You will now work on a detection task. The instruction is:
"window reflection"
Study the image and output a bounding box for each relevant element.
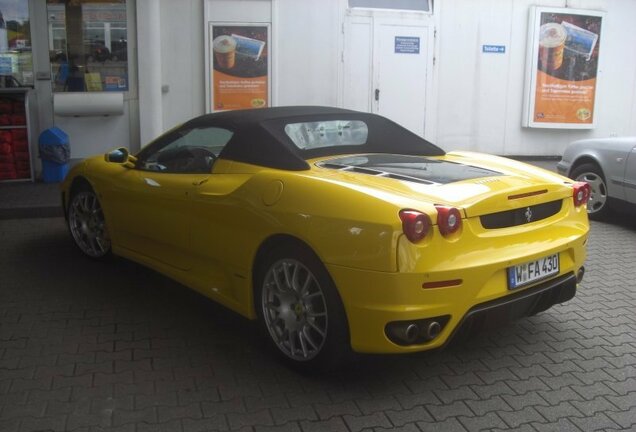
[47,0,128,92]
[0,0,32,87]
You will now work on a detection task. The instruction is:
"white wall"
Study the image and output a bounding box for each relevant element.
[136,0,216,145]
[435,0,636,155]
[435,0,514,154]
[593,0,636,137]
[273,0,342,106]
[159,1,206,133]
[140,0,636,157]
[54,105,133,158]
[155,0,342,132]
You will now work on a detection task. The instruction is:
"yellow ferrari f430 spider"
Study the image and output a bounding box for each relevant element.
[62,106,589,370]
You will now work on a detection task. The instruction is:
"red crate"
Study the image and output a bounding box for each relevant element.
[12,139,28,152]
[13,151,29,161]
[0,99,12,114]
[9,114,25,125]
[0,170,17,179]
[12,101,25,114]
[0,161,15,172]
[16,160,30,170]
[10,129,26,139]
[16,169,30,179]
[0,153,15,164]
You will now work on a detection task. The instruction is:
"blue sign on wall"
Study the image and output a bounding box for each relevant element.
[482,45,506,54]
[395,37,420,54]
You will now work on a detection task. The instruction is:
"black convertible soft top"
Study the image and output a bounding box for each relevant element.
[179,106,445,171]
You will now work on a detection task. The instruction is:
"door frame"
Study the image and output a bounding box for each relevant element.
[373,17,434,136]
[339,6,439,142]
[28,0,139,161]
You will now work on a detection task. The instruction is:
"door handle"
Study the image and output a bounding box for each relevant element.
[192,178,209,186]
[375,88,380,101]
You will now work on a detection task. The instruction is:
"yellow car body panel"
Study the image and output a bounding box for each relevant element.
[61,112,589,353]
[62,138,588,355]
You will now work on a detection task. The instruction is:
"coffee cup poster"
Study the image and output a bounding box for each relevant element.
[210,24,269,111]
[523,7,604,129]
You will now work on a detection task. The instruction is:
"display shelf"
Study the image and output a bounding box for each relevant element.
[0,89,33,182]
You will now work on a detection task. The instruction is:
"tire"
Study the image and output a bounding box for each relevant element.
[254,243,350,372]
[67,184,112,259]
[570,163,610,220]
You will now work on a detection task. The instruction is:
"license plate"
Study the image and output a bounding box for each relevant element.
[507,253,559,289]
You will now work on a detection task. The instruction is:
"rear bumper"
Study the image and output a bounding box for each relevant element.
[327,192,588,354]
[328,233,586,353]
[447,272,576,345]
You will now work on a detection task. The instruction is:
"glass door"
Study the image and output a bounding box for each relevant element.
[0,0,33,87]
[47,0,129,92]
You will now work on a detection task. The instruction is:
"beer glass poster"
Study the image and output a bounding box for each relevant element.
[523,7,604,129]
[210,24,269,111]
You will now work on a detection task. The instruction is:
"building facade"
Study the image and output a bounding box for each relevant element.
[1,0,635,180]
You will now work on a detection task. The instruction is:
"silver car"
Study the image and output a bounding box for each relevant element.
[557,137,636,220]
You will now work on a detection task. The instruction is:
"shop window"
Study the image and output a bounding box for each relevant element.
[348,0,431,12]
[0,0,33,87]
[47,0,128,92]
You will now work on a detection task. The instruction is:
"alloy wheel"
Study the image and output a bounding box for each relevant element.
[261,258,328,361]
[575,171,607,215]
[68,191,111,258]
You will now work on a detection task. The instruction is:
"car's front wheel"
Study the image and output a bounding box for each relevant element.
[571,163,609,220]
[255,243,350,371]
[67,185,112,259]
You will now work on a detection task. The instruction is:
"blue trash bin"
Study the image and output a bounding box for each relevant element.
[39,127,70,183]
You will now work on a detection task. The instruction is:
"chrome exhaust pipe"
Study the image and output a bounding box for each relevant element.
[385,316,450,346]
[426,321,442,339]
[404,324,420,343]
[576,266,585,283]
[385,322,421,345]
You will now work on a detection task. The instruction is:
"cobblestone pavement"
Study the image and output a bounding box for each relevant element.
[1,216,635,432]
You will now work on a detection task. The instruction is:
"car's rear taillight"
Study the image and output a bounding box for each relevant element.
[399,209,431,243]
[435,205,462,236]
[573,182,591,207]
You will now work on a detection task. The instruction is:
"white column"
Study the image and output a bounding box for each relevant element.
[136,0,163,145]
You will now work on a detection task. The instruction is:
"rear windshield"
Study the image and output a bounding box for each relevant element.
[284,120,368,149]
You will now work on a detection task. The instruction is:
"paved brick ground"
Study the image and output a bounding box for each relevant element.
[1,216,635,432]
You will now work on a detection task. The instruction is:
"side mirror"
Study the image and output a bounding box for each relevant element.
[104,147,137,168]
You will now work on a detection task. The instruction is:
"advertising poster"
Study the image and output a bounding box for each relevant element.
[523,7,604,129]
[210,24,269,111]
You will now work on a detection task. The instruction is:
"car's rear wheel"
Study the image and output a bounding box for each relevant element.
[571,163,609,220]
[67,185,111,259]
[255,243,350,371]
